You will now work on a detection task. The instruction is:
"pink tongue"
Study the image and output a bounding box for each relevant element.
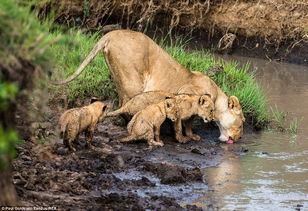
[226,139,234,144]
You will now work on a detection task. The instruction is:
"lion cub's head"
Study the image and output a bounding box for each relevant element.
[196,94,215,122]
[90,98,110,121]
[164,98,177,122]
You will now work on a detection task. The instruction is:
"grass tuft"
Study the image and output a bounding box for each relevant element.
[289,118,299,135]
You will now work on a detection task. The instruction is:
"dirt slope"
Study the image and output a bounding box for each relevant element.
[39,0,308,64]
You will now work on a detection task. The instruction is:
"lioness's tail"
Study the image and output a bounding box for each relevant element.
[52,37,109,85]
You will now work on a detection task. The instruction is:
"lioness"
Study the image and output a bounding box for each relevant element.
[59,99,109,151]
[107,91,175,117]
[120,99,177,147]
[54,30,245,143]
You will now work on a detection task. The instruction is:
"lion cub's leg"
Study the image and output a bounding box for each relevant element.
[183,118,201,141]
[174,119,190,143]
[66,125,78,151]
[152,126,164,146]
[120,135,137,143]
[67,138,77,151]
[85,126,95,150]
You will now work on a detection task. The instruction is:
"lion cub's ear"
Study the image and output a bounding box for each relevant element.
[228,96,241,110]
[164,99,174,110]
[199,95,211,107]
[90,97,99,104]
[102,104,109,112]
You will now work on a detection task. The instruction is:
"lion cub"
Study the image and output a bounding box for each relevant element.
[107,91,175,117]
[120,98,177,147]
[174,94,215,143]
[59,99,109,151]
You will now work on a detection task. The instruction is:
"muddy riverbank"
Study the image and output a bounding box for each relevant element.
[13,118,247,210]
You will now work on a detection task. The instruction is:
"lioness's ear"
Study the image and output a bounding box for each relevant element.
[90,97,99,104]
[102,105,108,112]
[165,96,172,100]
[228,96,241,110]
[199,95,211,106]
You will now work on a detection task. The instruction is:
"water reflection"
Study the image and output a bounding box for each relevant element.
[202,145,242,209]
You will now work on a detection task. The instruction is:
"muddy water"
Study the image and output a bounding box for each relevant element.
[197,57,308,210]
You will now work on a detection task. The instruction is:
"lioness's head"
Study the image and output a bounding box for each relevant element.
[164,98,177,122]
[216,96,245,142]
[197,94,215,122]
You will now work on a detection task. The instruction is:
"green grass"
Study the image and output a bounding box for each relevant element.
[270,105,286,130]
[0,0,55,71]
[49,30,116,104]
[289,118,299,135]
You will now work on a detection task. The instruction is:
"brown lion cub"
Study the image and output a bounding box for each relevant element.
[59,99,109,151]
[120,98,177,147]
[107,91,175,117]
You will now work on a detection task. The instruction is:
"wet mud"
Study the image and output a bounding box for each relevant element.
[11,118,242,210]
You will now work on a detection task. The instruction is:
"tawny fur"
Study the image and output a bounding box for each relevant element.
[107,91,175,117]
[120,99,177,147]
[59,101,109,151]
[54,30,245,142]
